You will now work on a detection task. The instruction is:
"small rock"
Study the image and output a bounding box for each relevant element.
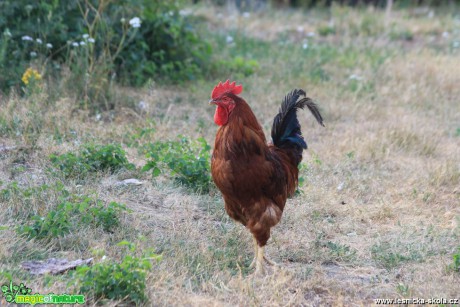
[337,182,345,191]
[349,74,363,81]
[138,100,147,112]
[21,258,93,275]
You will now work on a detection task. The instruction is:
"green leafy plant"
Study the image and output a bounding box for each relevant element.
[325,241,357,262]
[142,136,211,193]
[50,144,134,178]
[214,56,259,78]
[72,241,161,304]
[17,198,128,241]
[317,25,336,37]
[371,242,424,270]
[396,283,410,296]
[447,247,460,272]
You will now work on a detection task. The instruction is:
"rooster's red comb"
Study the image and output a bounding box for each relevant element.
[211,80,243,99]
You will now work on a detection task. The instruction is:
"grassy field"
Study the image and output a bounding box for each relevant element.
[1,3,459,306]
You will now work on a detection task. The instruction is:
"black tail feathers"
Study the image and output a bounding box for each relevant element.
[271,89,324,163]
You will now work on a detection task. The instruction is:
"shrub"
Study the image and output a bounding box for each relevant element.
[17,198,128,241]
[213,56,259,78]
[0,0,212,108]
[72,241,161,304]
[142,136,211,193]
[50,144,134,178]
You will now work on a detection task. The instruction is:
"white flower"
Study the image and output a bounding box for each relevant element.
[3,29,12,37]
[296,26,304,33]
[442,31,450,38]
[242,12,250,18]
[129,17,141,28]
[46,43,53,49]
[36,38,43,44]
[30,51,37,57]
[226,35,234,44]
[22,35,33,41]
[80,41,86,46]
[83,34,89,39]
[72,42,79,47]
[88,38,95,43]
[302,42,308,49]
[307,32,316,37]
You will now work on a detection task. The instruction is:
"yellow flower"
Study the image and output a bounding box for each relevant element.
[21,68,42,85]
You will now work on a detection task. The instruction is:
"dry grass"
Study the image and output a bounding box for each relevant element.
[1,3,460,306]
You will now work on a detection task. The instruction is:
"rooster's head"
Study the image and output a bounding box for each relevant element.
[209,80,243,126]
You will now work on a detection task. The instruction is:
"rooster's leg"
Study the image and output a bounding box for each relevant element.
[248,237,258,269]
[254,245,278,276]
[254,245,267,275]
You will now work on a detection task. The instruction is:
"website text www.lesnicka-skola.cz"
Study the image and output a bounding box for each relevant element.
[375,298,459,305]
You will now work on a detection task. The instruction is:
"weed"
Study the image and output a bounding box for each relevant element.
[214,56,259,78]
[125,125,156,148]
[326,241,357,262]
[72,241,161,304]
[142,136,211,194]
[17,198,128,241]
[371,242,425,270]
[50,144,134,179]
[447,247,460,273]
[396,283,411,296]
[390,28,414,41]
[317,25,336,37]
[314,239,357,263]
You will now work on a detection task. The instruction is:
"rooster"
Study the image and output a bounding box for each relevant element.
[209,80,324,275]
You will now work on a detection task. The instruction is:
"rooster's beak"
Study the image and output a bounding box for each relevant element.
[209,99,217,105]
